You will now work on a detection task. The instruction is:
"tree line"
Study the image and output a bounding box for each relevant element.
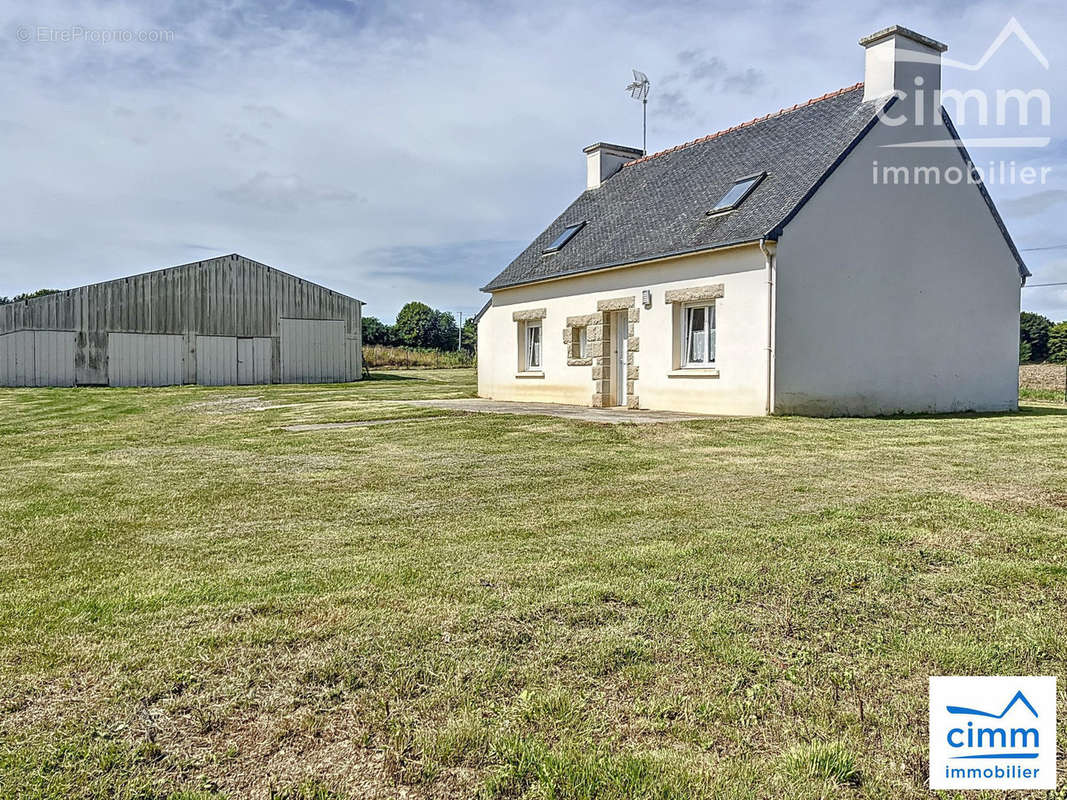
[363,302,477,353]
[1020,312,1067,363]
[0,288,60,304]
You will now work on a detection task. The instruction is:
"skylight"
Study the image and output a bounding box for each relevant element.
[709,173,765,214]
[542,221,585,254]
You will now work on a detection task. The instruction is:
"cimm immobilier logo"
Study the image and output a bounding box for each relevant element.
[929,676,1057,790]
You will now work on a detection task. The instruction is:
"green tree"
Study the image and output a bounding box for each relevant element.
[426,311,459,350]
[392,302,464,350]
[460,317,477,354]
[394,302,435,348]
[1020,312,1052,362]
[1048,321,1067,364]
[1019,340,1032,364]
[361,316,394,346]
[1,288,60,305]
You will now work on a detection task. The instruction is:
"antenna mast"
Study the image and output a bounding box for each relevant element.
[626,69,650,155]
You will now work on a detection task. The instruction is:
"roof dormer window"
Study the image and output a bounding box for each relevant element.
[709,173,766,214]
[542,221,586,254]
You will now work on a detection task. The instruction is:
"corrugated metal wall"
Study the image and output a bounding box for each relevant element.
[0,254,362,387]
[0,331,76,387]
[107,333,185,387]
[196,336,238,386]
[280,319,347,383]
[238,337,272,385]
[0,332,35,387]
[34,332,76,386]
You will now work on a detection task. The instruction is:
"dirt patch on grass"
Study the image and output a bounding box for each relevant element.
[283,418,436,432]
[184,396,267,414]
[1,671,456,800]
[948,478,1067,512]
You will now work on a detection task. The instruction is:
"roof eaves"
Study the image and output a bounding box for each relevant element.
[472,298,492,323]
[481,237,766,293]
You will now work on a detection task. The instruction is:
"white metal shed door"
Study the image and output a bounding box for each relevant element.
[280,319,346,383]
[196,336,238,386]
[236,338,254,385]
[235,337,271,384]
[0,332,34,387]
[252,337,272,384]
[0,334,10,386]
[0,331,75,387]
[108,333,184,387]
[33,331,76,387]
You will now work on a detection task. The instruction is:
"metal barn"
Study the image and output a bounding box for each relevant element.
[0,254,363,387]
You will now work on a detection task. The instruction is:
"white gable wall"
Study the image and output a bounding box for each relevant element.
[772,115,1021,415]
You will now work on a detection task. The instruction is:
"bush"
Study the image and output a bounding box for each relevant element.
[1049,321,1067,364]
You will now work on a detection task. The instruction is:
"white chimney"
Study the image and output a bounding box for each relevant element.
[860,25,947,124]
[583,142,644,190]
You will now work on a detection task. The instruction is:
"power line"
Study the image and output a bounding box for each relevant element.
[1021,244,1067,252]
[1023,282,1067,288]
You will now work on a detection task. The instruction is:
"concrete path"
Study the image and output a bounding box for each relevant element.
[283,417,433,431]
[402,398,712,424]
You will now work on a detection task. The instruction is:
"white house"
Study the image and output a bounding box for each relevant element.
[477,26,1028,416]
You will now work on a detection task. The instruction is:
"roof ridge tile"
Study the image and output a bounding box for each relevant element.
[624,82,864,167]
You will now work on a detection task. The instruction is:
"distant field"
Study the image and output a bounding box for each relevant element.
[0,369,1065,799]
[1020,363,1066,403]
[363,345,475,369]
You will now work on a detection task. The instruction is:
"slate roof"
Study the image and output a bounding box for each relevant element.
[484,80,1033,293]
[483,84,885,291]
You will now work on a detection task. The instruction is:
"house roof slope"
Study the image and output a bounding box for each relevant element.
[484,84,887,291]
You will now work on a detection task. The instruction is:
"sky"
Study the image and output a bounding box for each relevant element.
[0,0,1064,323]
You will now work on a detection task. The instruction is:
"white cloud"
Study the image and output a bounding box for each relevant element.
[220,172,363,212]
[0,0,1064,320]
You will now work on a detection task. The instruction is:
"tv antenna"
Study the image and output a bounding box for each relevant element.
[626,69,650,155]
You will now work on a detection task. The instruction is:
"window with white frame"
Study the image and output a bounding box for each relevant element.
[524,321,542,370]
[570,325,588,360]
[682,303,716,366]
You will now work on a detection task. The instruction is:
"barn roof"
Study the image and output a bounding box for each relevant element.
[2,253,363,306]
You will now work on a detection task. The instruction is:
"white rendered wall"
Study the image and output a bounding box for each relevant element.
[478,245,770,415]
[773,116,1021,415]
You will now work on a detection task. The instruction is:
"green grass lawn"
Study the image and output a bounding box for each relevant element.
[1,369,1065,799]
